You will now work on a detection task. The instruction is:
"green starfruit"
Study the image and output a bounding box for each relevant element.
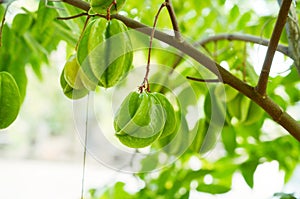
[114,91,179,148]
[0,71,21,129]
[152,93,177,138]
[60,68,89,100]
[64,54,85,90]
[114,91,165,148]
[77,18,133,89]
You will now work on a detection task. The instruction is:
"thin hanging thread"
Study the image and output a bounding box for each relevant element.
[81,93,90,199]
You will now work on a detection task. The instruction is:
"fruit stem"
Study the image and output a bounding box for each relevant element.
[107,0,117,20]
[141,2,167,93]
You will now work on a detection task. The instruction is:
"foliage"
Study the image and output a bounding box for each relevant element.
[0,0,300,198]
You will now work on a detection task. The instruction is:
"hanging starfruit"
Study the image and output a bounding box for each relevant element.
[114,91,177,148]
[77,18,133,90]
[60,66,89,100]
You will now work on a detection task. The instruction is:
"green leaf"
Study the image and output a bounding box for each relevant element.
[274,192,297,199]
[240,159,259,188]
[0,71,21,129]
[196,184,231,194]
[221,126,237,155]
[237,11,252,30]
[229,5,240,23]
[12,13,33,35]
[204,86,226,125]
[36,0,58,33]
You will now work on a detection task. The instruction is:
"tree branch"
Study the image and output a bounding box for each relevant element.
[61,0,90,11]
[61,0,300,141]
[256,0,292,95]
[196,33,290,58]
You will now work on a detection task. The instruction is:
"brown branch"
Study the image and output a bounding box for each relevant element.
[57,12,88,20]
[196,33,290,57]
[256,0,292,95]
[61,0,90,11]
[165,0,182,41]
[61,0,300,141]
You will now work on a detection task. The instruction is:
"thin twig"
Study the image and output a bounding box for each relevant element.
[187,76,220,83]
[195,33,290,57]
[81,93,90,199]
[140,2,167,92]
[0,1,13,47]
[57,12,88,20]
[165,0,182,41]
[256,0,292,95]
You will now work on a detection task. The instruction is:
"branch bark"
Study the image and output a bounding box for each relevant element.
[256,0,292,95]
[196,33,290,58]
[61,0,300,141]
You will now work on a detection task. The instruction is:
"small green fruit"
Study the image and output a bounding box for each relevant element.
[0,71,21,129]
[64,54,85,90]
[114,91,166,148]
[60,68,89,100]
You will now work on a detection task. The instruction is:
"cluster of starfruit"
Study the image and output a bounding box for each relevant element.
[60,1,179,149]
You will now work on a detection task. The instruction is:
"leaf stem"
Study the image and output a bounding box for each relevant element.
[256,0,292,95]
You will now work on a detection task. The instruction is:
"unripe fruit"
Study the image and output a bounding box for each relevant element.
[114,91,177,148]
[60,68,89,100]
[0,71,21,129]
[64,54,85,90]
[77,18,133,89]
